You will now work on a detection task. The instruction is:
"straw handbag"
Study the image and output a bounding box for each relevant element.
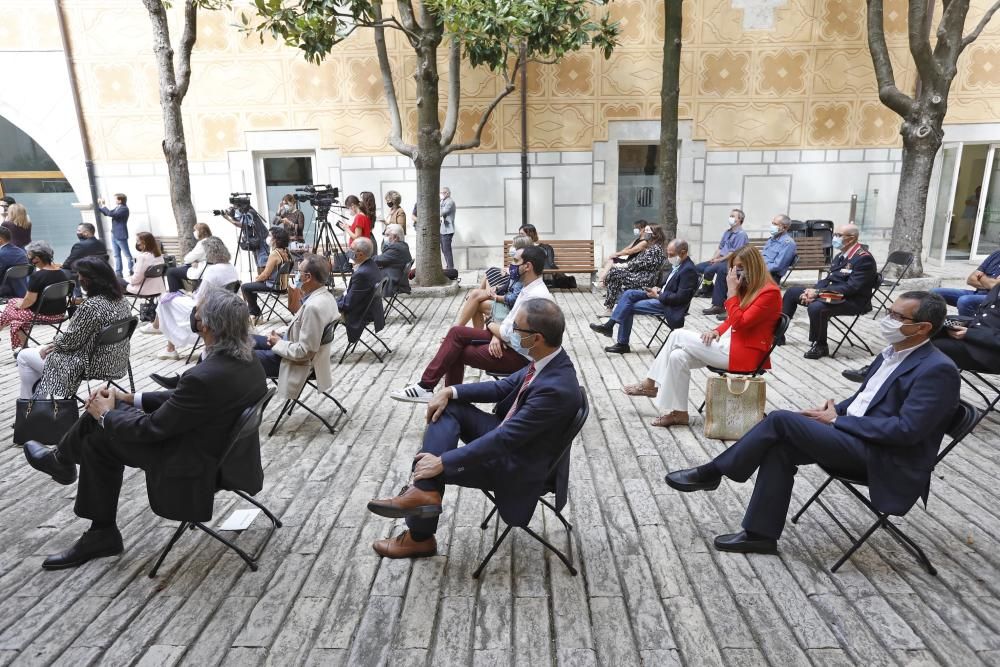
[703,375,766,440]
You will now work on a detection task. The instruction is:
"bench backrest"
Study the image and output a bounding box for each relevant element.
[749,236,828,271]
[502,239,596,272]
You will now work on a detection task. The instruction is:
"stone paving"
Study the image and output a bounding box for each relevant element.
[0,287,998,666]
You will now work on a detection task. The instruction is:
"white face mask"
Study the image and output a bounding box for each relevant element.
[879,315,918,344]
[633,228,640,237]
[769,224,780,236]
[667,255,681,267]
[728,216,738,227]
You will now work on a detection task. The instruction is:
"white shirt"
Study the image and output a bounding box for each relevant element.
[846,340,929,418]
[452,346,562,399]
[499,277,553,344]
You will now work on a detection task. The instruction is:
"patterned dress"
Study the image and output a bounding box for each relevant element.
[34,295,132,398]
[603,244,666,309]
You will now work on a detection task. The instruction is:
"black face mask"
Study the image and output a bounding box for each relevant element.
[189,311,200,334]
[77,234,87,241]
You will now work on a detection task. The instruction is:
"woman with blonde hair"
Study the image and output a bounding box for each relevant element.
[624,244,781,427]
[2,203,32,248]
[383,190,406,236]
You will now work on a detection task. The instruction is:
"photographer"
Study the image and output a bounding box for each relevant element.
[342,194,374,244]
[272,194,305,242]
[215,194,269,268]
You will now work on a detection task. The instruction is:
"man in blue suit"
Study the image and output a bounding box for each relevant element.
[665,291,960,554]
[97,193,132,277]
[0,226,29,297]
[337,237,385,343]
[590,238,699,353]
[367,299,581,558]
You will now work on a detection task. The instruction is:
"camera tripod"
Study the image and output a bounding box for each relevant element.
[232,208,265,278]
[312,206,353,286]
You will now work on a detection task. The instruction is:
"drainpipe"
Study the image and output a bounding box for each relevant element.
[55,0,104,240]
[520,41,529,227]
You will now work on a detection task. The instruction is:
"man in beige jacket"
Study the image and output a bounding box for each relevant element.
[252,254,339,399]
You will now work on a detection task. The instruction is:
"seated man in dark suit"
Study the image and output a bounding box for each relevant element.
[664,292,959,555]
[367,299,581,558]
[23,290,268,570]
[63,223,108,295]
[779,224,878,359]
[338,237,385,341]
[375,223,412,296]
[589,238,699,353]
[0,226,29,297]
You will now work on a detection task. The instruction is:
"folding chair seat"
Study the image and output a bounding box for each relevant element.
[79,317,139,400]
[384,260,417,325]
[24,280,75,347]
[828,311,875,359]
[187,280,241,363]
[267,321,348,436]
[790,400,981,575]
[697,314,789,414]
[127,263,168,315]
[258,261,296,325]
[148,387,280,577]
[870,251,914,319]
[337,277,392,363]
[473,387,589,578]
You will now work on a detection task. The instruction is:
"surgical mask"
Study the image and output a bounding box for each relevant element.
[347,249,357,264]
[832,236,843,251]
[293,274,303,289]
[633,229,640,237]
[642,232,652,241]
[192,231,199,241]
[735,268,745,281]
[508,247,518,258]
[728,216,737,227]
[879,315,918,345]
[667,255,681,267]
[769,224,780,236]
[509,330,537,360]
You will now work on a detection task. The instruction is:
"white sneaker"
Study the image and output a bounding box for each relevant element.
[391,384,433,403]
[139,323,162,335]
[157,350,180,360]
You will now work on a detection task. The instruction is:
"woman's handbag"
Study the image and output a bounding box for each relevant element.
[14,396,80,446]
[703,375,766,441]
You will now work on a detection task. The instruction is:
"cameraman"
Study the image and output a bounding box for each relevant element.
[272,194,305,243]
[217,198,269,268]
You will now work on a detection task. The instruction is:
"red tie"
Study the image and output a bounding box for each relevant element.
[501,363,536,423]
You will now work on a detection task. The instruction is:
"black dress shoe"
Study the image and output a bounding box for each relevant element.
[715,313,728,322]
[695,287,713,298]
[713,531,778,555]
[589,321,614,338]
[42,528,124,570]
[774,335,786,347]
[24,441,77,485]
[150,373,180,389]
[841,365,870,383]
[664,467,721,492]
[702,305,726,316]
[803,342,830,359]
[604,343,631,354]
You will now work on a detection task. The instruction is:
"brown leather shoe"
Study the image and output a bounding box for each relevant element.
[367,485,443,519]
[652,411,690,427]
[373,531,438,559]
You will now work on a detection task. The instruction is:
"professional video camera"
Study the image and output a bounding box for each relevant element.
[212,192,253,216]
[294,184,339,209]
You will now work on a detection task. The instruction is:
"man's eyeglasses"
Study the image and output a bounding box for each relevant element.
[511,325,539,335]
[887,309,919,323]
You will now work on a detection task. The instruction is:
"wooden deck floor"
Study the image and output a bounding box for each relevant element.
[0,290,998,666]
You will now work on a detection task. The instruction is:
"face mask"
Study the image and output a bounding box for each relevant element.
[135,244,142,252]
[728,216,737,227]
[77,234,86,241]
[189,311,200,334]
[508,263,520,281]
[879,315,918,345]
[193,231,200,241]
[633,229,640,237]
[832,236,843,251]
[769,224,780,236]
[667,255,681,267]
[642,232,652,241]
[508,247,518,258]
[293,274,303,290]
[735,268,745,281]
[509,330,537,360]
[347,249,357,264]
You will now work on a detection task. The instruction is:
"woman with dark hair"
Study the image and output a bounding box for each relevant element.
[241,226,291,323]
[0,240,69,350]
[273,194,305,242]
[124,231,165,296]
[602,223,666,310]
[16,256,131,398]
[342,194,373,243]
[625,245,781,428]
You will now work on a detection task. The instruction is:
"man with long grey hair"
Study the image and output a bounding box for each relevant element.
[23,289,268,570]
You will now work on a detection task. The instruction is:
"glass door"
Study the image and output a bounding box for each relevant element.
[971,144,1000,259]
[929,144,962,264]
[617,144,661,250]
[260,155,315,238]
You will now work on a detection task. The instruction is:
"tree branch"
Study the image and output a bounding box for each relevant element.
[867,0,914,118]
[933,0,972,78]
[907,0,940,84]
[394,0,421,48]
[963,0,1000,48]
[440,38,461,147]
[176,0,198,102]
[444,57,519,154]
[372,2,415,157]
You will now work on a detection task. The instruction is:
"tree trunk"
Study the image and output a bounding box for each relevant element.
[412,40,448,286]
[658,0,682,239]
[143,0,198,255]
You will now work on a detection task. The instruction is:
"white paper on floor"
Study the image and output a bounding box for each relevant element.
[219,508,260,531]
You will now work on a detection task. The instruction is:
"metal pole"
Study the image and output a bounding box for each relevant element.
[520,41,528,227]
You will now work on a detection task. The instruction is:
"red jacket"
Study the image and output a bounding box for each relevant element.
[715,282,782,372]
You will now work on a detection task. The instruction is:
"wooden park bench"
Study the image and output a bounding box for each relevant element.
[502,239,597,286]
[158,236,182,260]
[749,235,829,282]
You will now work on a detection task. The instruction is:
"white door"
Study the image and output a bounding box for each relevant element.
[929,144,962,264]
[970,144,1000,260]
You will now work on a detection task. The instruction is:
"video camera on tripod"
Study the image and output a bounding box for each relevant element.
[294,185,339,211]
[211,192,253,216]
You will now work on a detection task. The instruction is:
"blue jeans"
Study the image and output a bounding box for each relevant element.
[111,237,133,276]
[610,289,668,344]
[695,261,729,306]
[932,287,986,317]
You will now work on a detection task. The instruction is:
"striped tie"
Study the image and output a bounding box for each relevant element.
[501,363,536,423]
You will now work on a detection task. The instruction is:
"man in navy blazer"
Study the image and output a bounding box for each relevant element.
[664,291,960,555]
[337,237,385,342]
[590,239,698,353]
[0,226,29,297]
[367,299,581,558]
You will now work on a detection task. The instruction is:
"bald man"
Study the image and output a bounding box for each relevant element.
[780,224,879,359]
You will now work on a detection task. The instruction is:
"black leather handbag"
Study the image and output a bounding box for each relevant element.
[14,396,80,446]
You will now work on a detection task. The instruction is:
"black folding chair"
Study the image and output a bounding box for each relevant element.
[23,280,74,347]
[697,314,790,414]
[960,370,1000,415]
[148,387,280,577]
[473,386,590,578]
[337,277,392,363]
[828,310,875,359]
[870,251,914,319]
[127,263,167,314]
[641,307,688,357]
[267,320,348,436]
[257,261,296,325]
[186,280,241,363]
[791,400,980,575]
[384,260,417,325]
[0,263,33,301]
[81,317,139,399]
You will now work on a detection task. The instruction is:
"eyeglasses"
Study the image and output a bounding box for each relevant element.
[887,309,919,323]
[511,325,539,335]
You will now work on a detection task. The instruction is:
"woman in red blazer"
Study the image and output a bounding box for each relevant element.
[624,245,782,427]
